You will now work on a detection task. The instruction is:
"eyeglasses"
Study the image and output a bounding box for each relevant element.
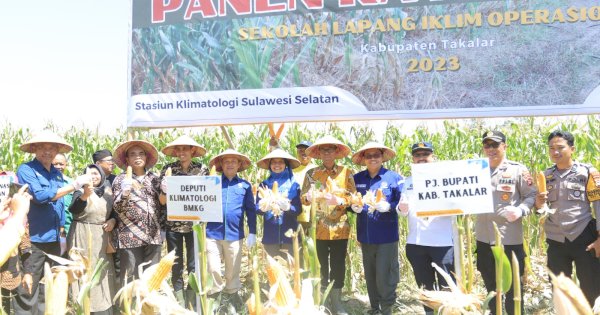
[364,153,382,159]
[412,152,432,158]
[483,142,501,149]
[100,158,114,164]
[127,152,146,158]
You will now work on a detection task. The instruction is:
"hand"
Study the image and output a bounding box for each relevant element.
[535,191,548,209]
[374,201,391,213]
[103,218,116,232]
[351,204,363,213]
[121,178,133,196]
[160,230,166,242]
[304,189,313,203]
[73,174,92,190]
[82,183,94,198]
[325,193,341,206]
[277,199,291,211]
[397,201,409,215]
[500,205,522,222]
[160,178,167,194]
[246,234,256,247]
[22,273,33,295]
[586,237,600,258]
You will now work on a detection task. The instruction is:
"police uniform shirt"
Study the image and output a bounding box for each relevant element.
[543,162,600,242]
[475,160,537,245]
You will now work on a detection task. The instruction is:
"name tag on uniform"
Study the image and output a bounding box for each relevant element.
[566,182,584,191]
[497,184,515,192]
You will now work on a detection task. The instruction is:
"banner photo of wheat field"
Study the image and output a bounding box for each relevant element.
[128,0,600,128]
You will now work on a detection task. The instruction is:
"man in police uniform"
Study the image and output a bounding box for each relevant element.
[535,130,600,306]
[475,131,536,315]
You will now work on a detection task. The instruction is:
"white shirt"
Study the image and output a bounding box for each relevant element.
[401,176,454,246]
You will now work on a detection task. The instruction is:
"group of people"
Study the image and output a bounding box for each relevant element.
[1,128,599,315]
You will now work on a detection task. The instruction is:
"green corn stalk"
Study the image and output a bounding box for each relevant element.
[192,223,210,314]
[492,222,512,315]
[512,252,522,315]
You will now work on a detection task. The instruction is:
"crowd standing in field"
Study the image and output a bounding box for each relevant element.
[1,128,600,314]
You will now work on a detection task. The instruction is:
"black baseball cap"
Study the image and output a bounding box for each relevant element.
[295,140,313,148]
[411,142,434,153]
[482,131,506,143]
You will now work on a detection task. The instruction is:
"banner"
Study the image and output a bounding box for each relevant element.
[128,0,600,127]
[0,176,10,199]
[166,176,223,222]
[410,158,493,217]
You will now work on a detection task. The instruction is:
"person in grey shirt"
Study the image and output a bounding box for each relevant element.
[475,131,536,315]
[535,130,600,306]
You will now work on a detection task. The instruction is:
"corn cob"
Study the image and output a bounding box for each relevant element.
[126,166,132,179]
[52,271,69,315]
[146,250,176,292]
[375,188,384,203]
[537,171,546,193]
[165,167,172,177]
[349,192,363,207]
[272,181,279,194]
[551,272,593,315]
[265,255,297,308]
[209,165,217,176]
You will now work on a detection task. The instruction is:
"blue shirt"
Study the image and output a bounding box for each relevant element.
[206,175,257,241]
[256,179,302,244]
[17,158,66,243]
[353,167,403,244]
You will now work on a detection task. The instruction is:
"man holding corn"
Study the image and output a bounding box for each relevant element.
[350,142,402,315]
[15,131,92,315]
[475,130,536,315]
[535,130,600,306]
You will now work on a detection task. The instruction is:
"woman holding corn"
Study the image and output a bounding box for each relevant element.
[255,148,302,259]
[158,135,209,308]
[67,164,116,315]
[349,142,402,315]
[301,136,355,315]
[112,140,164,288]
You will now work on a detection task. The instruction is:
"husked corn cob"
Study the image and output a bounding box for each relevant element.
[146,250,176,292]
[165,167,172,177]
[210,165,217,176]
[551,272,593,315]
[537,171,546,193]
[0,187,29,268]
[272,181,279,194]
[52,271,69,315]
[126,166,133,179]
[375,188,384,203]
[266,255,297,307]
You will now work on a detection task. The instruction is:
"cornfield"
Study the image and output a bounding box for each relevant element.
[1,115,600,314]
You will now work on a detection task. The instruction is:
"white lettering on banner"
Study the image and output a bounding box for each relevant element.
[411,158,494,217]
[166,176,223,222]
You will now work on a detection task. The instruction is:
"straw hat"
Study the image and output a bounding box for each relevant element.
[161,135,206,158]
[305,135,351,160]
[256,148,301,170]
[351,142,396,166]
[113,140,159,169]
[209,148,252,172]
[19,130,73,154]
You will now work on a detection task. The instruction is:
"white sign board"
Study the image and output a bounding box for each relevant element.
[0,176,10,199]
[166,176,223,222]
[411,158,493,217]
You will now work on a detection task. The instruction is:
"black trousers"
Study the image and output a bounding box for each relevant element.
[406,244,454,313]
[166,231,195,292]
[316,239,348,289]
[547,222,600,306]
[476,241,525,315]
[14,241,60,315]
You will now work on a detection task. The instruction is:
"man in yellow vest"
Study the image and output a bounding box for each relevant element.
[293,140,316,232]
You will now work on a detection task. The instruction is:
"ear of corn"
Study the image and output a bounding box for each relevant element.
[375,188,384,203]
[537,171,546,193]
[550,272,593,315]
[145,250,176,292]
[53,271,69,315]
[265,255,297,308]
[209,165,217,176]
[126,166,133,179]
[272,180,279,194]
[165,167,172,177]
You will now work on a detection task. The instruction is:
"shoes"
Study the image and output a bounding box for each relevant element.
[329,288,348,315]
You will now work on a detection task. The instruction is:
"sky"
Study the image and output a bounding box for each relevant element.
[0,1,129,133]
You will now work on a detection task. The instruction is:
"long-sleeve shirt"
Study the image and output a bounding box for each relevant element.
[17,158,65,243]
[475,159,537,245]
[159,160,209,233]
[301,165,356,240]
[206,175,257,241]
[353,167,403,244]
[543,162,600,242]
[401,176,454,247]
[256,179,302,244]
[112,171,164,248]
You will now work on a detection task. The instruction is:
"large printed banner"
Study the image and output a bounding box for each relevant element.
[410,158,493,217]
[128,0,600,127]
